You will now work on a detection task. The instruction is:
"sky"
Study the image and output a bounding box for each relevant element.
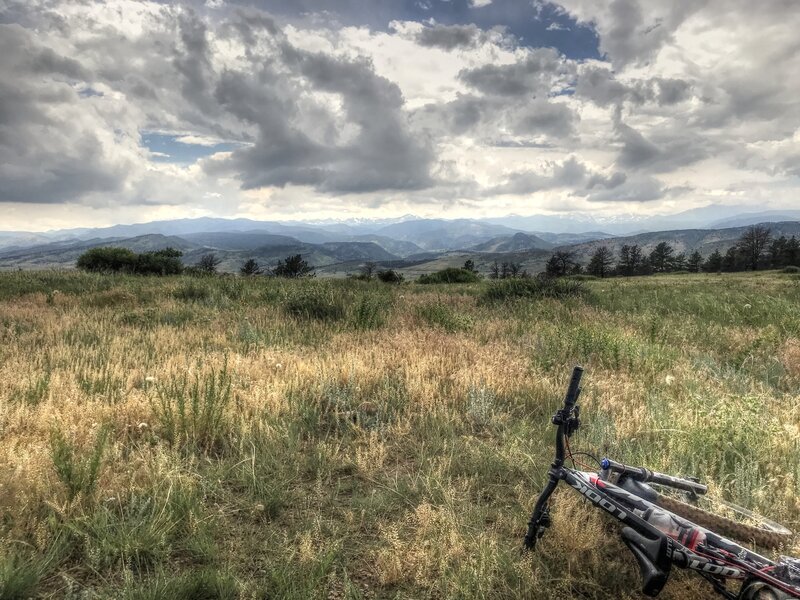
[1,0,799,231]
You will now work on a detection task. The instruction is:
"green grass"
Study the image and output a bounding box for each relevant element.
[0,270,798,598]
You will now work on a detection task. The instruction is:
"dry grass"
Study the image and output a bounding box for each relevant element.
[0,270,798,598]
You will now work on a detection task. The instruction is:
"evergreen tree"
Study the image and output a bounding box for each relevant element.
[617,244,644,276]
[587,247,614,278]
[240,258,262,276]
[722,247,741,272]
[704,250,723,272]
[272,254,315,278]
[648,242,675,273]
[786,236,800,266]
[687,251,703,273]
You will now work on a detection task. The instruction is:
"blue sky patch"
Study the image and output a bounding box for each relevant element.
[141,132,240,164]
[245,0,600,60]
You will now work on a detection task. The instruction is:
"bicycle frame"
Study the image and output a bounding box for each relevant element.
[524,366,800,599]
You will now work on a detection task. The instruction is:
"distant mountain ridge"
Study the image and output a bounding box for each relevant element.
[470,232,553,252]
[1,211,798,274]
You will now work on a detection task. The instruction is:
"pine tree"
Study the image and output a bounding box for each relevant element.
[648,242,675,273]
[687,251,703,273]
[587,247,614,278]
[704,250,723,272]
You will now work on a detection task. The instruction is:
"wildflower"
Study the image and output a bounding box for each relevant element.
[137,422,149,430]
[743,303,752,310]
[665,375,675,385]
[145,375,156,383]
[254,503,265,512]
[275,363,283,369]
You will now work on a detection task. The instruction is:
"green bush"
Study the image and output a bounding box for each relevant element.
[417,268,481,284]
[782,265,800,273]
[284,287,346,321]
[77,247,183,275]
[482,276,588,303]
[77,247,137,273]
[376,269,404,283]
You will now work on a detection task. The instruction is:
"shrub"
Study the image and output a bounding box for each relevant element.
[482,276,588,303]
[134,249,184,275]
[417,268,481,284]
[77,247,137,273]
[782,265,800,273]
[376,269,404,283]
[76,247,183,275]
[284,287,345,321]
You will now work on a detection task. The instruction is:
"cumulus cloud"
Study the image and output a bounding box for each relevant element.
[486,157,627,196]
[415,23,487,50]
[458,47,573,96]
[0,24,135,203]
[2,0,800,226]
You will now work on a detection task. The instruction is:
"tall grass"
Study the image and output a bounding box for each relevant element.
[0,270,798,598]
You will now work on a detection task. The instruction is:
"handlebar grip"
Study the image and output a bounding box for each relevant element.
[564,366,584,407]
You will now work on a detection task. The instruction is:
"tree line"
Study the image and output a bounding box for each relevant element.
[76,247,317,278]
[546,226,799,278]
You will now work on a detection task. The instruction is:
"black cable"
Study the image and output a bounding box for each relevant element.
[569,451,602,468]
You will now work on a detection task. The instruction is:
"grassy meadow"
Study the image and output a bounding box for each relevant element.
[1,270,799,599]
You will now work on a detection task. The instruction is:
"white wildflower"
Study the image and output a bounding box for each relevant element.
[137,422,149,430]
[743,303,752,310]
[665,375,675,385]
[145,375,156,383]
[275,363,283,369]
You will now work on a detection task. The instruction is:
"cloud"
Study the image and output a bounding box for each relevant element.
[209,36,435,194]
[486,156,627,196]
[458,47,572,96]
[415,23,487,50]
[3,0,800,226]
[0,24,135,203]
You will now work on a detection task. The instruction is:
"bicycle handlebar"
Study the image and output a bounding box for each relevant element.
[601,457,708,496]
[563,365,583,411]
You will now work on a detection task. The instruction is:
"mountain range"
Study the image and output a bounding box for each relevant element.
[1,206,798,275]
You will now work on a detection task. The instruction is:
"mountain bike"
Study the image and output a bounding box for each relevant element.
[523,366,800,599]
